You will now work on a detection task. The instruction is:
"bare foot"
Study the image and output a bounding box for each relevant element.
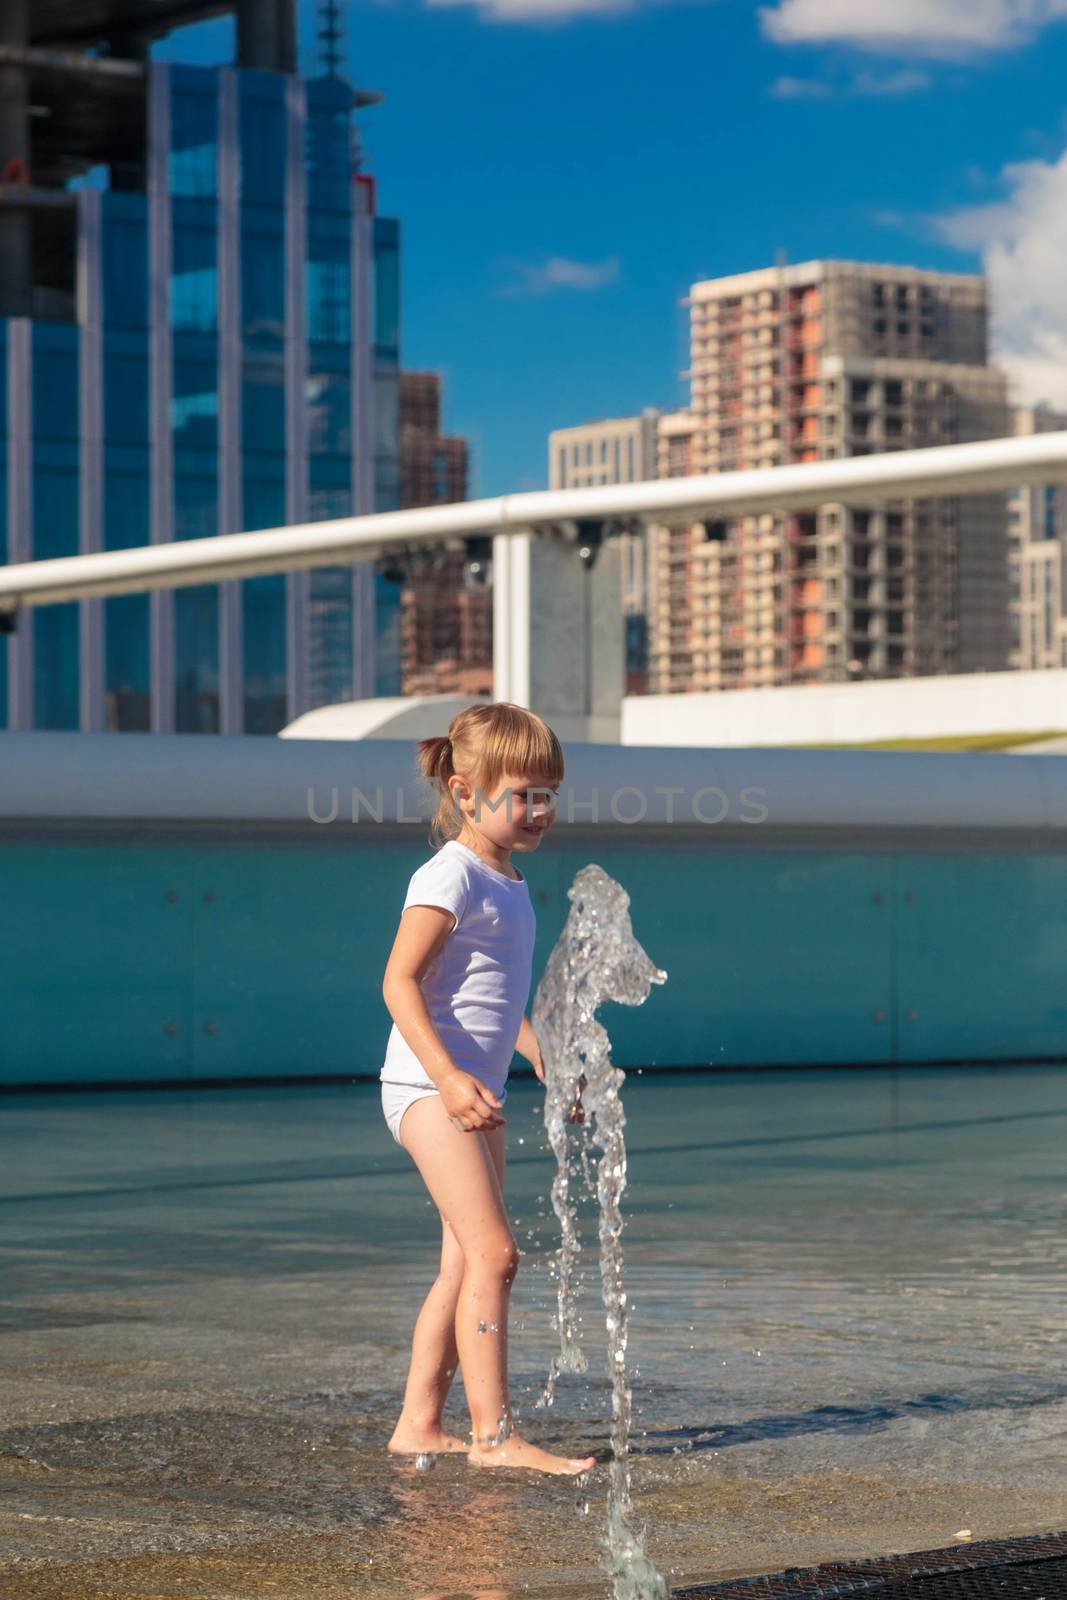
[468,1433,596,1475]
[388,1424,469,1456]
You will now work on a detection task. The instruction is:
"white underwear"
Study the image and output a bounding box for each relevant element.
[380,1078,508,1147]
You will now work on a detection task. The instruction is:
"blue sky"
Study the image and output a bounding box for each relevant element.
[163,0,1067,495]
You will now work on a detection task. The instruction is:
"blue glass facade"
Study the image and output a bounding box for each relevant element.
[31,325,81,729]
[306,76,357,708]
[0,324,8,729]
[0,58,401,734]
[236,75,288,733]
[171,66,222,732]
[101,189,152,731]
[372,216,403,695]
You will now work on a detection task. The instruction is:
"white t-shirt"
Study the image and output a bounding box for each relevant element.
[380,838,537,1096]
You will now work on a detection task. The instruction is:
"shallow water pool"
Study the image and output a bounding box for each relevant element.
[2,1065,1067,1597]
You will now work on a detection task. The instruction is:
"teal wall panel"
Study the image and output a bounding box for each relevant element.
[189,845,378,1078]
[543,846,895,1068]
[1,846,193,1082]
[0,835,1064,1086]
[892,854,1067,1063]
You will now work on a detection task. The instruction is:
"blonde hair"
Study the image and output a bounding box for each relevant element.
[416,701,565,850]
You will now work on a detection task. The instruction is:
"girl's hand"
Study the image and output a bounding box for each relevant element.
[528,1046,583,1120]
[567,1073,587,1125]
[441,1069,505,1133]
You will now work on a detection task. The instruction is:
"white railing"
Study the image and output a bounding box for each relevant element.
[2,430,1067,613]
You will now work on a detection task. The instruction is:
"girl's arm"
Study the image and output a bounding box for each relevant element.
[516,1014,545,1083]
[516,1015,585,1123]
[382,906,504,1131]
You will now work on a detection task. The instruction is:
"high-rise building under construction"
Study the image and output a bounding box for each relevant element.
[1008,402,1067,673]
[392,371,489,698]
[0,0,400,733]
[648,262,1011,694]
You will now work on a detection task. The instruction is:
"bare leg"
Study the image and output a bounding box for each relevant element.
[387,1214,469,1454]
[399,1094,595,1476]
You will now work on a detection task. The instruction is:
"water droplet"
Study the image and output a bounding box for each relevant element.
[575,1497,590,1516]
[414,1453,436,1472]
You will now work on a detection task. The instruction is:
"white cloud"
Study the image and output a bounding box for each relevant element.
[425,0,631,19]
[769,74,833,98]
[936,148,1067,406]
[760,0,1067,57]
[495,255,621,297]
[770,66,930,97]
[851,67,931,93]
[767,65,927,98]
[868,208,911,230]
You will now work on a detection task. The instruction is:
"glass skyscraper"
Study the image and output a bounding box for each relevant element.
[1,23,400,733]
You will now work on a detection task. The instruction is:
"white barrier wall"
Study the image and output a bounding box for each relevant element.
[622,668,1067,748]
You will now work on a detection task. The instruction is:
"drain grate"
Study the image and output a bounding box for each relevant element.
[676,1530,1067,1600]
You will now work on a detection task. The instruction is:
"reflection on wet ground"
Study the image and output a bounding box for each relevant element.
[3,1066,1067,1597]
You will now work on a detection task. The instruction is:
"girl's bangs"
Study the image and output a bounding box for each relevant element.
[479,714,564,788]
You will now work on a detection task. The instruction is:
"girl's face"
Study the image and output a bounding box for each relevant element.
[452,768,559,854]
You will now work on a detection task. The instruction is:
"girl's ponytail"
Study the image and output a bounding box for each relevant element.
[416,734,458,847]
[415,733,452,783]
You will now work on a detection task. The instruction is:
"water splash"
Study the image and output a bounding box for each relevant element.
[476,1408,515,1451]
[532,864,668,1600]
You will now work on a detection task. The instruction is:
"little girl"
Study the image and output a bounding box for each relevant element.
[380,700,595,1476]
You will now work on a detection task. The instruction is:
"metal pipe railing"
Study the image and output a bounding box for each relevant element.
[2,429,1066,612]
